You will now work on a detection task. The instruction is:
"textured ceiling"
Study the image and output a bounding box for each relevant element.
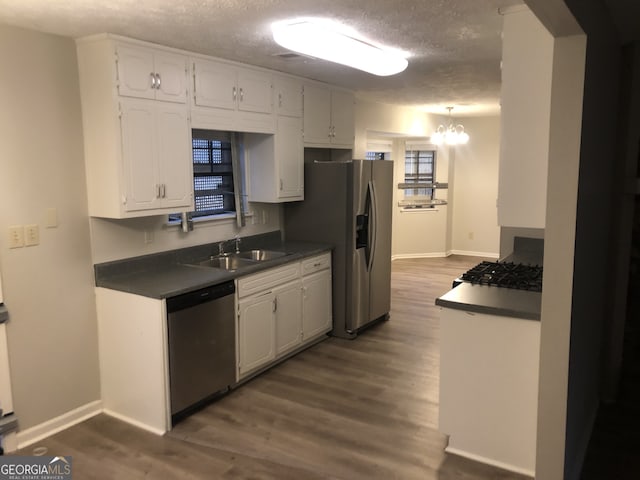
[0,0,527,116]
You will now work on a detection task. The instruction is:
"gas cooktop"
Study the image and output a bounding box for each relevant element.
[458,261,543,292]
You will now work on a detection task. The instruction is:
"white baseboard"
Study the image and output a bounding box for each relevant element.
[392,252,449,260]
[448,249,499,259]
[445,446,535,478]
[16,400,103,451]
[102,409,166,436]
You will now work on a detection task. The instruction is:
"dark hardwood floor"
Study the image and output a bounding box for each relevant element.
[17,256,529,479]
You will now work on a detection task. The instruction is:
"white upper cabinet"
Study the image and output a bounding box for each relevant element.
[303,83,355,149]
[191,58,274,133]
[116,45,188,103]
[76,35,193,218]
[274,75,303,117]
[497,8,553,229]
[246,115,304,202]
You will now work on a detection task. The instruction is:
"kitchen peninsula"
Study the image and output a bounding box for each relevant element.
[93,232,333,434]
[436,238,543,477]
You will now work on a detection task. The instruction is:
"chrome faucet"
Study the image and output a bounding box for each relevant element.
[216,237,241,256]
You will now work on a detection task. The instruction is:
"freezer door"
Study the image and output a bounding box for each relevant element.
[369,160,393,321]
[348,160,371,332]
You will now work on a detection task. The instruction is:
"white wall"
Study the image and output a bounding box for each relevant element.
[90,203,281,263]
[0,26,100,430]
[450,116,501,258]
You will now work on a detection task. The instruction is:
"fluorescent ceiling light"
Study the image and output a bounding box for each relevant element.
[272,19,408,76]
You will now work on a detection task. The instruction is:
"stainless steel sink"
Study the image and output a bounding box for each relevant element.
[236,249,289,261]
[187,249,290,271]
[193,254,256,270]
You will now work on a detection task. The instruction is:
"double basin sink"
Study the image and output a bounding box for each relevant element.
[188,249,290,271]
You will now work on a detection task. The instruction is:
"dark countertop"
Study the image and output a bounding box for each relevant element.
[95,237,332,299]
[435,283,541,321]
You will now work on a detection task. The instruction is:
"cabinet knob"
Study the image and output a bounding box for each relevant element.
[150,72,157,89]
[155,73,161,90]
[233,86,237,101]
[239,87,244,102]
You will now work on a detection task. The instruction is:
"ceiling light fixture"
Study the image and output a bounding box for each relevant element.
[431,107,470,146]
[271,19,408,76]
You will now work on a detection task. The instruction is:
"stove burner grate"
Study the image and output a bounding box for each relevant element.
[459,261,543,292]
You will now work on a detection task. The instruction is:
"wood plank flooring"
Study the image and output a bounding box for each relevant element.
[16,256,529,479]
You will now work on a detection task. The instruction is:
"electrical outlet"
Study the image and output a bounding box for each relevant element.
[144,230,154,244]
[8,225,24,248]
[262,209,269,224]
[24,224,40,246]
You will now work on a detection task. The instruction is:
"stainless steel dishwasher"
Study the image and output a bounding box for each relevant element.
[166,280,236,424]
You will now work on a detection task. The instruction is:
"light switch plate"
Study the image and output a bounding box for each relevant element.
[8,225,24,248]
[24,224,39,246]
[45,208,58,228]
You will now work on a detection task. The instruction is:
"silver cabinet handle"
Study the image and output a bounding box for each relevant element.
[239,87,244,101]
[278,93,282,107]
[156,184,161,198]
[150,72,157,89]
[161,184,166,198]
[232,86,237,101]
[273,297,278,313]
[155,73,161,90]
[279,179,283,191]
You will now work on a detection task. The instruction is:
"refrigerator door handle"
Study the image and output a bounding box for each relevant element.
[367,180,377,272]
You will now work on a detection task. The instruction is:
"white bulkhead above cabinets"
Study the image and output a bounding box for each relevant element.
[75,34,355,218]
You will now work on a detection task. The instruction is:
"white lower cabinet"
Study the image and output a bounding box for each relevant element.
[236,252,332,379]
[237,292,276,376]
[302,269,332,340]
[274,280,303,356]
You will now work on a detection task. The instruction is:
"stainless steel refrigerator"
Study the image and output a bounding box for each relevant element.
[284,159,393,338]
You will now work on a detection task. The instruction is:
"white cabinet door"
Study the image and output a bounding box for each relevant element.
[237,68,273,114]
[155,103,193,209]
[117,45,156,100]
[193,59,237,110]
[275,76,302,117]
[302,269,332,340]
[120,99,162,212]
[153,51,188,103]
[276,115,304,199]
[116,45,187,103]
[238,293,276,376]
[303,83,354,148]
[331,90,355,147]
[303,84,332,145]
[120,99,192,213]
[274,280,303,356]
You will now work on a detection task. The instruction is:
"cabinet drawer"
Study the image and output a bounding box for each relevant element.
[237,263,300,298]
[301,253,331,276]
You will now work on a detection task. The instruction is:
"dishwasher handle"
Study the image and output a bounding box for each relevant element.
[166,281,235,313]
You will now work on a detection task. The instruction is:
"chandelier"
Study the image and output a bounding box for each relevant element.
[431,107,470,146]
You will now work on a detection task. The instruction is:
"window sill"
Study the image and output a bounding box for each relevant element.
[399,207,442,214]
[167,211,253,227]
